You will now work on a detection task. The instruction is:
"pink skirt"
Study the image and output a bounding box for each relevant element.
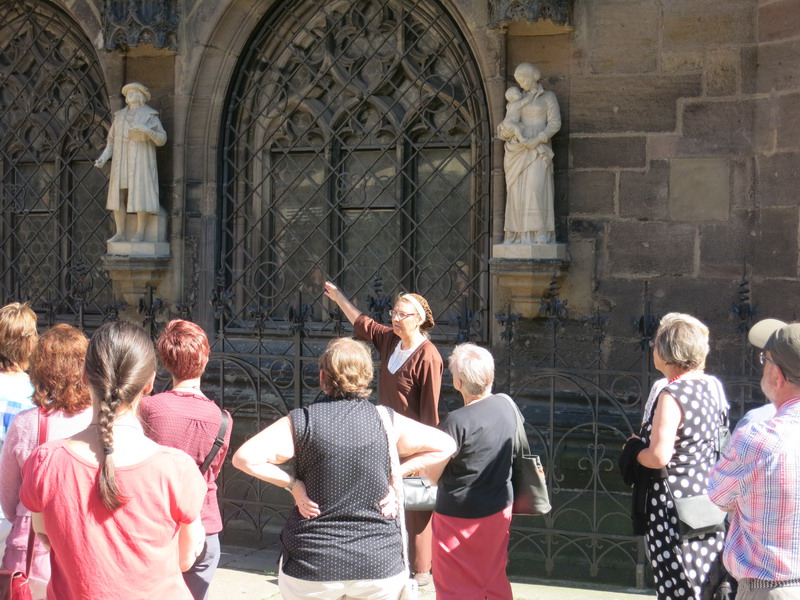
[431,505,513,600]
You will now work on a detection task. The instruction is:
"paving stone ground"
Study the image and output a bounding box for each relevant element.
[210,545,656,600]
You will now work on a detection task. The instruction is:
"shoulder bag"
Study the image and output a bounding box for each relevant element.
[0,408,47,600]
[668,379,729,540]
[375,406,418,600]
[498,394,551,516]
[199,408,229,475]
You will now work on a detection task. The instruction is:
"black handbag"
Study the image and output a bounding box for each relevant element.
[403,476,437,511]
[499,394,551,515]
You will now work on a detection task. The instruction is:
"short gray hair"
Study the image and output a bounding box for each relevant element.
[654,312,710,371]
[448,343,494,397]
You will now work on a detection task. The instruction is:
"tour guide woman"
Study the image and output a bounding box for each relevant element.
[233,337,455,600]
[323,281,443,585]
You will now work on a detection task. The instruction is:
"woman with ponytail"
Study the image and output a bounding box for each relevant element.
[19,321,206,600]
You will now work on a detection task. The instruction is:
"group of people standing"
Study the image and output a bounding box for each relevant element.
[3,290,794,600]
[0,304,230,600]
[233,281,521,600]
[0,285,521,600]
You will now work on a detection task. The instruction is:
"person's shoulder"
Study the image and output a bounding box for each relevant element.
[9,406,38,426]
[419,339,443,361]
[154,445,198,469]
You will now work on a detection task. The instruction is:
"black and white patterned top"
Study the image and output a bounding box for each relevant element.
[280,397,404,581]
[641,374,729,600]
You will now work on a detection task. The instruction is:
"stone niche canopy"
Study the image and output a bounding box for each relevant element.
[103,0,179,51]
[489,0,572,27]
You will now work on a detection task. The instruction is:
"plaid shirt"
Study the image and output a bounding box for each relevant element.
[0,374,34,445]
[708,396,800,581]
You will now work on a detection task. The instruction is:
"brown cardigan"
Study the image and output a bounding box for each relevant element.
[354,314,443,426]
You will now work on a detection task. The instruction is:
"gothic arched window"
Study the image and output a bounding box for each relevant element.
[220,0,490,340]
[0,1,111,321]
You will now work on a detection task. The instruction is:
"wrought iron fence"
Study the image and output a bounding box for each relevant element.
[214,275,763,589]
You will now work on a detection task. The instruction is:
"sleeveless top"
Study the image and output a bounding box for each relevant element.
[281,397,405,581]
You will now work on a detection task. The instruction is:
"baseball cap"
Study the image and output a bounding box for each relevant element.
[749,318,800,383]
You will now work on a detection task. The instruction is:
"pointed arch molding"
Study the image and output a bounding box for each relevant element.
[214,0,491,341]
[489,0,572,26]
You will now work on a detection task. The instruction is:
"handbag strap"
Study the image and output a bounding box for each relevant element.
[497,393,530,459]
[200,408,229,475]
[25,408,49,575]
[375,405,410,574]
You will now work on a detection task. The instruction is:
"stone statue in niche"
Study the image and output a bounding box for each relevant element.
[497,63,561,245]
[95,82,167,243]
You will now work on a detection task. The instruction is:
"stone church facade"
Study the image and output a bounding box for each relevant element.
[0,0,796,587]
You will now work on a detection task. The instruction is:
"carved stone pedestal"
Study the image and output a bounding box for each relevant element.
[102,254,170,307]
[490,243,569,318]
[102,209,171,306]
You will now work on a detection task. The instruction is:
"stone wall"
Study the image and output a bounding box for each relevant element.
[501,0,800,373]
[45,0,800,371]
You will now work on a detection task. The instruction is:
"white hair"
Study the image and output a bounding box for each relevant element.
[448,343,495,397]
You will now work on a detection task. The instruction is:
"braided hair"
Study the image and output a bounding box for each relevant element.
[84,321,156,510]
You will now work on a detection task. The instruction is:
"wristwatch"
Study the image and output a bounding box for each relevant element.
[284,477,298,492]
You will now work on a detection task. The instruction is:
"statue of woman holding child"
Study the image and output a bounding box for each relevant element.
[497,63,561,245]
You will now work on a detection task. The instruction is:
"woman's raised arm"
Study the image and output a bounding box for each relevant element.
[323,281,362,325]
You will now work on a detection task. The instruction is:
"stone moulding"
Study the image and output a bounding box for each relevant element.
[488,0,571,27]
[102,0,178,51]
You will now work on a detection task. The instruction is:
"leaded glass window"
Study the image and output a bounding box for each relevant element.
[220,0,490,340]
[0,0,111,321]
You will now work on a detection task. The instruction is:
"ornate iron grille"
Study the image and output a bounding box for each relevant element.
[0,0,112,323]
[220,0,491,341]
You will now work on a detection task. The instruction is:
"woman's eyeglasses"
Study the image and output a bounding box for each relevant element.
[389,310,415,320]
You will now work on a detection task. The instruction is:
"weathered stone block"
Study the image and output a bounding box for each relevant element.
[731,158,755,209]
[661,51,704,73]
[568,217,606,240]
[507,34,571,90]
[620,160,669,220]
[756,152,800,207]
[594,279,647,337]
[568,170,616,215]
[588,0,658,73]
[571,136,647,169]
[663,0,756,49]
[777,94,800,149]
[608,222,695,277]
[757,40,800,92]
[753,208,799,277]
[644,277,741,330]
[752,279,800,322]
[560,239,596,316]
[705,48,739,97]
[571,75,702,133]
[679,100,756,155]
[670,158,730,221]
[700,210,756,277]
[759,0,800,43]
[741,46,758,95]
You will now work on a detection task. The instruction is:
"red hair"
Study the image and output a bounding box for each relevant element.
[156,320,210,381]
[29,324,90,414]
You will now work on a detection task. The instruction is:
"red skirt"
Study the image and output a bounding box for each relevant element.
[431,505,513,600]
